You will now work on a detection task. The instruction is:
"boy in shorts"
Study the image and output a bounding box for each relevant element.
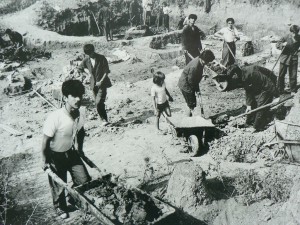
[151,71,173,133]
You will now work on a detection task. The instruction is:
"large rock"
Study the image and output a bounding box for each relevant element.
[165,162,210,212]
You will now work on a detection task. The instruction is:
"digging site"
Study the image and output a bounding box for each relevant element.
[1,0,300,224]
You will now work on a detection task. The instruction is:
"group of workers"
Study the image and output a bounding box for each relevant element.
[179,14,300,132]
[38,10,300,220]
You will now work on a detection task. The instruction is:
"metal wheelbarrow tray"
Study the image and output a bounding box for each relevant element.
[275,120,300,163]
[166,115,215,155]
[46,168,175,225]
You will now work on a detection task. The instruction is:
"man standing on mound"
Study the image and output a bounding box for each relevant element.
[78,44,112,126]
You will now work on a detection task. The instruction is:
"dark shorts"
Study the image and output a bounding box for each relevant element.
[181,90,196,109]
[157,101,169,112]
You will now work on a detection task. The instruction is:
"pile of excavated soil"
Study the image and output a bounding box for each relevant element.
[208,126,275,163]
[83,179,163,225]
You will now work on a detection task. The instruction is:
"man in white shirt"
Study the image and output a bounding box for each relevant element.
[41,80,91,219]
[143,0,153,26]
[214,18,240,67]
[162,2,172,32]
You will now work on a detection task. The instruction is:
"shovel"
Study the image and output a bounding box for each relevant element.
[197,92,205,117]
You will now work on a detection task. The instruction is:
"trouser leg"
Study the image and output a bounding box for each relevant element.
[48,152,68,210]
[94,88,108,122]
[68,151,91,186]
[289,60,298,93]
[253,91,273,131]
[277,63,287,94]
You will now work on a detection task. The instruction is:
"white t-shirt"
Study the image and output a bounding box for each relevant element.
[143,0,152,11]
[43,107,85,153]
[163,6,171,15]
[90,58,95,68]
[218,27,239,42]
[151,82,167,104]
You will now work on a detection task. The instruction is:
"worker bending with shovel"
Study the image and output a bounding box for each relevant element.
[178,49,215,117]
[227,65,278,132]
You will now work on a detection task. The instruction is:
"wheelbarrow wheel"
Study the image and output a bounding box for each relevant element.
[188,135,199,156]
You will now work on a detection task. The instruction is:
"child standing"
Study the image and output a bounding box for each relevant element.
[151,71,173,132]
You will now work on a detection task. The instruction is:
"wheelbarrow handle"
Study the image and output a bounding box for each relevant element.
[80,154,104,177]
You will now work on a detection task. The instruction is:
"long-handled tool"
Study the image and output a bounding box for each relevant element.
[197,92,205,117]
[271,46,286,72]
[230,95,294,121]
[224,41,237,61]
[80,154,104,177]
[89,10,102,36]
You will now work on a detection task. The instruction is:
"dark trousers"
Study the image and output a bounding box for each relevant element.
[181,89,196,110]
[48,150,90,209]
[277,61,298,94]
[246,91,273,131]
[221,41,236,67]
[144,11,151,26]
[163,14,169,31]
[101,21,113,41]
[94,87,108,122]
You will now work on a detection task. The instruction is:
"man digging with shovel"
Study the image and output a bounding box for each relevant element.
[227,65,278,132]
[178,49,215,117]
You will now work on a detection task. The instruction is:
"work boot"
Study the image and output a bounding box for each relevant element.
[55,207,69,219]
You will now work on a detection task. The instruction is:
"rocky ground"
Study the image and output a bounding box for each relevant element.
[1,1,300,225]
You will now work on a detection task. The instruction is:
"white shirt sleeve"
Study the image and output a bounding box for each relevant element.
[43,112,57,137]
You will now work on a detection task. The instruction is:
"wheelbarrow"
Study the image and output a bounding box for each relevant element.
[274,120,300,163]
[44,155,175,225]
[166,114,215,156]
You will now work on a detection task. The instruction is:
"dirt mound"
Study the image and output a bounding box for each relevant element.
[165,162,211,211]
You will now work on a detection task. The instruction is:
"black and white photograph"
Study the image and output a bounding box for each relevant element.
[0,0,300,224]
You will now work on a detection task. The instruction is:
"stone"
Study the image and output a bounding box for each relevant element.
[165,162,209,212]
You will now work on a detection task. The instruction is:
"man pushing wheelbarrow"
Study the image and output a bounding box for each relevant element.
[168,50,216,156]
[178,49,215,117]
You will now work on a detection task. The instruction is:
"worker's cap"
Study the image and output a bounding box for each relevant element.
[227,64,242,78]
[290,25,300,34]
[200,50,215,63]
[5,29,12,34]
[188,14,197,20]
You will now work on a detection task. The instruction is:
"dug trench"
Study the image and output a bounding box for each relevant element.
[1,2,300,225]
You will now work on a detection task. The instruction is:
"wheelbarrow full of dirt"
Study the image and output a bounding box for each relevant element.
[45,168,175,225]
[166,114,215,156]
